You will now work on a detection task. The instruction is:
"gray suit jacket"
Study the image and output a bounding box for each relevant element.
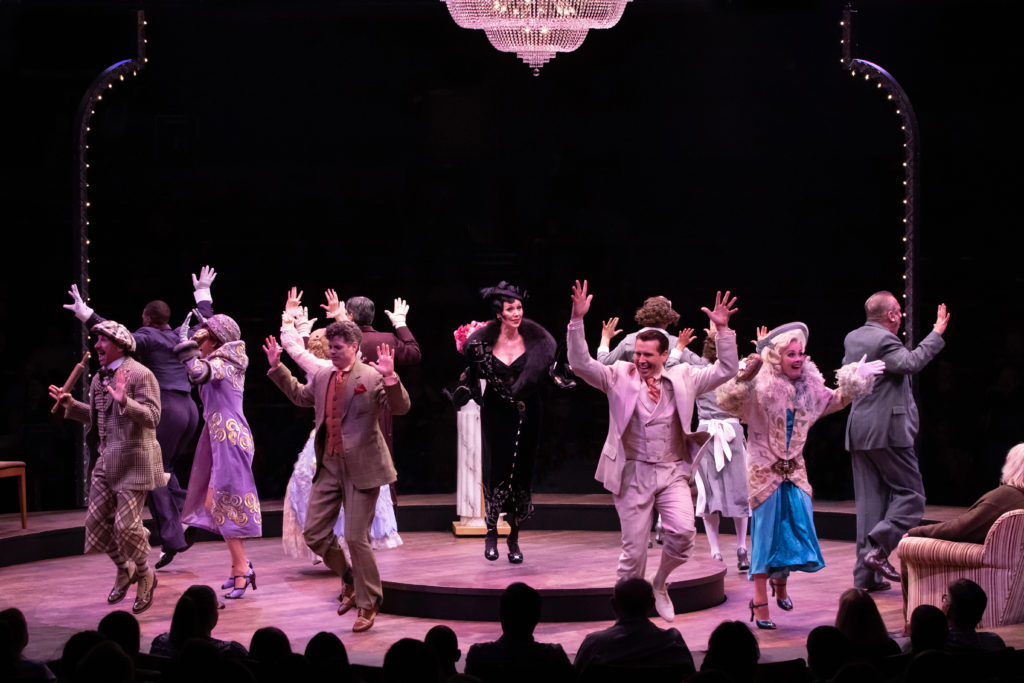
[843,322,945,450]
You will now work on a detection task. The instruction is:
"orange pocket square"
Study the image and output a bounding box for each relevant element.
[353,384,367,395]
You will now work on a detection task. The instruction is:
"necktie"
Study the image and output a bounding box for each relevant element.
[645,376,661,403]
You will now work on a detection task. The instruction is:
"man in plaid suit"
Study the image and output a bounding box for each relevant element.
[49,320,165,613]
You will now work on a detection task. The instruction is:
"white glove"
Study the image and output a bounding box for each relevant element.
[192,265,217,303]
[856,354,886,378]
[294,307,318,337]
[62,284,94,322]
[385,297,409,328]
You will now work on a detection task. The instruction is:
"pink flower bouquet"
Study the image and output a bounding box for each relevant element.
[453,321,486,354]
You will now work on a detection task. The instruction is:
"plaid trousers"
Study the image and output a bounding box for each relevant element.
[85,457,150,568]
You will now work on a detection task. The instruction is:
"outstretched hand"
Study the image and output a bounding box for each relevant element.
[321,289,348,322]
[285,287,304,318]
[385,297,409,327]
[192,265,217,290]
[933,303,950,335]
[601,317,622,344]
[106,368,128,405]
[263,336,282,369]
[571,280,592,320]
[700,291,738,329]
[676,327,696,350]
[62,283,93,321]
[856,354,886,378]
[48,384,71,407]
[370,344,395,377]
[751,325,768,347]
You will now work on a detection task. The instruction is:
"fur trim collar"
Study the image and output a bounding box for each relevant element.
[753,356,828,416]
[468,319,556,395]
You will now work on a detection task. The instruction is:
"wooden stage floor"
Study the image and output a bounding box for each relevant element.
[2,497,1021,670]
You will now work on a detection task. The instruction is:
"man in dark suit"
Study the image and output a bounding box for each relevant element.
[843,291,949,590]
[49,320,165,613]
[574,578,695,680]
[266,321,410,632]
[344,295,421,366]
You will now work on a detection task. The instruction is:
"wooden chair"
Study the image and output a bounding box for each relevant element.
[0,460,27,529]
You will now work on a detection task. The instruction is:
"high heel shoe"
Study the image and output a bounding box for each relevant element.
[224,564,257,599]
[222,560,253,590]
[737,547,750,571]
[769,579,793,611]
[748,599,776,630]
[484,529,499,561]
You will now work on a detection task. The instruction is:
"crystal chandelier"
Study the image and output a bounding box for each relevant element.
[443,0,633,75]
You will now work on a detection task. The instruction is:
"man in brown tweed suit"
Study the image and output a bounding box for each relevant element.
[49,320,165,613]
[265,320,410,633]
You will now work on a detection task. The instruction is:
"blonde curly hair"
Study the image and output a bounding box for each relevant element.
[307,328,329,360]
[1002,443,1024,489]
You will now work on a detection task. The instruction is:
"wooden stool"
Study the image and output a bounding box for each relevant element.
[0,461,27,529]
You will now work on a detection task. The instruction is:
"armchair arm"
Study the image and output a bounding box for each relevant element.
[897,536,985,569]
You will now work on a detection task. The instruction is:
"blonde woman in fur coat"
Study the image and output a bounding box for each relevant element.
[716,322,884,629]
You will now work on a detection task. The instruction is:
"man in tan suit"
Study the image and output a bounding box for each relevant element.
[265,320,410,632]
[49,320,165,614]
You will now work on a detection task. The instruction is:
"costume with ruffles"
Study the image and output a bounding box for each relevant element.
[716,358,873,578]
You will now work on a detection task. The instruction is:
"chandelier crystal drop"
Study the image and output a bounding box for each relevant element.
[443,0,633,75]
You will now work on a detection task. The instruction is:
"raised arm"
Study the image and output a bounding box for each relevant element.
[368,343,412,416]
[567,280,616,392]
[384,298,422,365]
[690,291,739,395]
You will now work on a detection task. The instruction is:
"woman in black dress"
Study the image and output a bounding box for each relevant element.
[463,282,556,563]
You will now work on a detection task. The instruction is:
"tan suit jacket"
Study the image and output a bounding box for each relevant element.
[268,360,410,490]
[65,356,165,492]
[567,323,738,496]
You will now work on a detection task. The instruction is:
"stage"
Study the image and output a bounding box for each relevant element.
[2,495,1022,671]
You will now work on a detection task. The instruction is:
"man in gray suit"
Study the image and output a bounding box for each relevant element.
[843,291,950,590]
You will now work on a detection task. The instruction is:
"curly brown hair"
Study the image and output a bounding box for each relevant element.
[634,296,680,329]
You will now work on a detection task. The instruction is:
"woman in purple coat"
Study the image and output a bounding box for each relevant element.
[176,313,262,599]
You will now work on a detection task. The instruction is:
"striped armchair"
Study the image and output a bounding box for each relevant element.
[897,509,1024,628]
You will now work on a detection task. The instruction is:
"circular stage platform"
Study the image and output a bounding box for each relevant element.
[376,530,726,621]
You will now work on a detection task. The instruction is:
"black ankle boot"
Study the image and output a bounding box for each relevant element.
[484,529,499,561]
[507,526,523,564]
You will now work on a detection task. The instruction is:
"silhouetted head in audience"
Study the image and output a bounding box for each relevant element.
[904,649,957,683]
[382,637,439,683]
[909,604,948,652]
[0,608,28,656]
[305,630,349,666]
[76,640,134,683]
[611,577,655,620]
[806,625,852,680]
[944,578,987,631]
[97,610,140,656]
[835,588,890,653]
[249,626,291,664]
[58,630,106,682]
[0,619,16,673]
[500,582,542,639]
[169,585,221,655]
[425,624,460,678]
[701,620,759,683]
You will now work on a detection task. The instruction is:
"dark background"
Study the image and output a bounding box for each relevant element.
[1,0,1021,515]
